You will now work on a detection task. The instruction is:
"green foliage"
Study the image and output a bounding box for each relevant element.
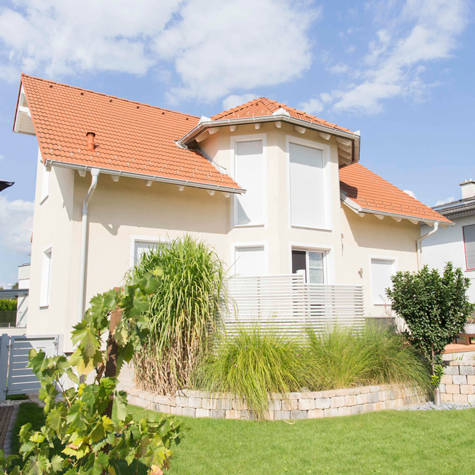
[0,267,182,475]
[131,235,228,394]
[194,326,309,419]
[386,262,473,374]
[0,299,17,311]
[305,324,431,391]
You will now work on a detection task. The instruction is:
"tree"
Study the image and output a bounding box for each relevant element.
[386,262,473,385]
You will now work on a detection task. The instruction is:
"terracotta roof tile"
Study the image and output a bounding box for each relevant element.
[340,163,451,224]
[19,74,242,191]
[211,97,353,134]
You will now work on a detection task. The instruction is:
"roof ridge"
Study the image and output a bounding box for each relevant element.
[21,73,200,120]
[211,97,270,120]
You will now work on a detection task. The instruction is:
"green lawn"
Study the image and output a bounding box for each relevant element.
[10,403,475,474]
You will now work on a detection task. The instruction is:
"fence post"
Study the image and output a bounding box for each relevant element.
[0,334,10,402]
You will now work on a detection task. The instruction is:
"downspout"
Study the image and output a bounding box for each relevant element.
[78,168,100,322]
[416,222,439,270]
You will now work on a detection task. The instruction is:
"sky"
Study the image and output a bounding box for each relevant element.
[0,0,473,287]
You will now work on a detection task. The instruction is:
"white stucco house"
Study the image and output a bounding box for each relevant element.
[12,74,451,351]
[421,180,475,302]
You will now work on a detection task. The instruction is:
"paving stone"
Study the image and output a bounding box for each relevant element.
[196,409,210,418]
[188,397,202,408]
[344,395,357,406]
[274,411,291,420]
[298,399,314,410]
[461,385,474,395]
[307,409,324,419]
[460,365,474,375]
[444,366,460,375]
[315,398,331,409]
[368,392,380,403]
[331,396,345,408]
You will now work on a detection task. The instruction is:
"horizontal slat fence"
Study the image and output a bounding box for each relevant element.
[225,274,364,335]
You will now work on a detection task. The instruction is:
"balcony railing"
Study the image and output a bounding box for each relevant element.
[225,274,365,335]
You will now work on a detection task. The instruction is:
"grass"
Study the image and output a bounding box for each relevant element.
[11,402,475,474]
[10,403,45,455]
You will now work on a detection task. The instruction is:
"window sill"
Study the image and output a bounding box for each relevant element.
[372,303,392,307]
[233,224,266,229]
[39,305,49,310]
[291,225,332,232]
[39,195,49,205]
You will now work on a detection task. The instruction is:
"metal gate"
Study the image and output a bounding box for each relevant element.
[0,334,62,402]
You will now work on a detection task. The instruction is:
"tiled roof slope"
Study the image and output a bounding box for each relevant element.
[340,163,451,224]
[211,97,353,134]
[19,74,242,191]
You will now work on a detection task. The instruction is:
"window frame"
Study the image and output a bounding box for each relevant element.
[230,134,268,229]
[369,256,397,306]
[463,225,475,271]
[40,245,53,308]
[289,243,334,284]
[231,242,269,276]
[286,135,332,232]
[130,235,171,267]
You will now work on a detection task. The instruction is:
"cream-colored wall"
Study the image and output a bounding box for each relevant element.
[340,207,420,316]
[27,124,422,346]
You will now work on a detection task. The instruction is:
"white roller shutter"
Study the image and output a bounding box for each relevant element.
[234,246,266,276]
[234,140,264,226]
[289,143,325,229]
[371,259,395,305]
[464,225,475,270]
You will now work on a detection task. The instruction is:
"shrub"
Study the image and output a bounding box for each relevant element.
[131,235,227,395]
[0,298,17,311]
[305,325,431,392]
[194,326,309,419]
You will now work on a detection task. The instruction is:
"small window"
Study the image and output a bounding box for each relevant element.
[463,225,475,271]
[40,248,52,307]
[234,246,266,276]
[292,249,325,283]
[40,164,50,203]
[371,258,395,305]
[289,142,326,229]
[134,240,162,264]
[234,140,265,226]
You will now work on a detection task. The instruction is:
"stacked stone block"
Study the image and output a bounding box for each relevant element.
[440,360,475,404]
[126,384,426,421]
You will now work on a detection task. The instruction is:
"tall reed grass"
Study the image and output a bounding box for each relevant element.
[131,235,227,394]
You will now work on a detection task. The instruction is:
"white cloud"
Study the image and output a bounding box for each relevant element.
[435,196,455,207]
[0,196,34,254]
[222,94,259,111]
[403,189,416,199]
[0,0,319,103]
[0,154,4,162]
[299,97,324,114]
[305,0,469,115]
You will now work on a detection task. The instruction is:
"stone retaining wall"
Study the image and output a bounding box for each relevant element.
[441,360,475,404]
[126,384,426,420]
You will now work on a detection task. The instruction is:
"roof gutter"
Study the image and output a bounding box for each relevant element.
[178,115,361,163]
[44,159,245,195]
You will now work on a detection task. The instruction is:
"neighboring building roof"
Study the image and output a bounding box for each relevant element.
[433,197,475,220]
[0,180,14,192]
[211,97,353,134]
[340,163,452,225]
[16,74,242,193]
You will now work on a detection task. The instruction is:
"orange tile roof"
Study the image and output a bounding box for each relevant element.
[18,74,242,192]
[211,97,354,134]
[340,163,452,224]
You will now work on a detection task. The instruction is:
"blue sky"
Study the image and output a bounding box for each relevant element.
[0,0,473,286]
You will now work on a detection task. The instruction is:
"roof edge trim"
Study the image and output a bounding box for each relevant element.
[45,160,245,194]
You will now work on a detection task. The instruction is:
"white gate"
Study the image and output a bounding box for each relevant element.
[0,334,62,401]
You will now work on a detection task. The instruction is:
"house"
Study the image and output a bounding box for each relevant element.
[421,180,475,302]
[12,74,451,351]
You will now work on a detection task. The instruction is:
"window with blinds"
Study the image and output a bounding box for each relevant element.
[289,142,326,229]
[370,258,395,305]
[463,225,475,270]
[234,246,266,276]
[40,247,52,307]
[234,140,265,226]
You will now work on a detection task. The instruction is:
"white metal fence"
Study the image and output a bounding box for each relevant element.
[0,334,62,401]
[225,274,365,335]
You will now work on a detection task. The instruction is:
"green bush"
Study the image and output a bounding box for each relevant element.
[131,235,228,395]
[0,298,17,311]
[305,324,431,392]
[194,326,309,419]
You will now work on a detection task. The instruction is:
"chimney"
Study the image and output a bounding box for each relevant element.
[86,132,95,151]
[460,179,475,200]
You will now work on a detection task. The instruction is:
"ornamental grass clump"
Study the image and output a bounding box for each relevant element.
[305,324,431,392]
[194,326,309,419]
[131,235,228,395]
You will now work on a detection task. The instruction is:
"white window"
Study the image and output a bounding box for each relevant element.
[133,240,168,265]
[370,258,395,305]
[234,246,266,276]
[234,140,265,226]
[292,249,326,283]
[289,142,326,229]
[40,163,50,203]
[463,225,475,271]
[40,248,52,307]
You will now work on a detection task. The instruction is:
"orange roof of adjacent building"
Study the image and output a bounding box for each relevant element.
[340,163,452,224]
[212,97,353,134]
[18,74,242,192]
